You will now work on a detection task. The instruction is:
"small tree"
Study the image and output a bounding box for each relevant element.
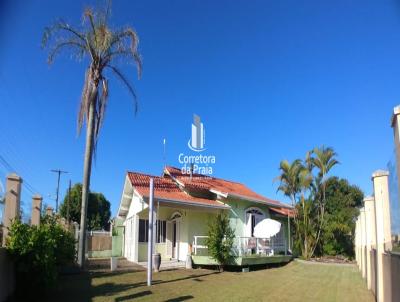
[59,183,111,230]
[205,212,235,271]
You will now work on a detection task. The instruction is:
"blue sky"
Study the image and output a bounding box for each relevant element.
[1,0,400,219]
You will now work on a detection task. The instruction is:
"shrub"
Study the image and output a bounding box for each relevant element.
[6,216,75,297]
[205,212,235,271]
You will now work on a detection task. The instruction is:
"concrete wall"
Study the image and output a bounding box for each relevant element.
[388,253,400,302]
[370,249,377,297]
[0,248,15,302]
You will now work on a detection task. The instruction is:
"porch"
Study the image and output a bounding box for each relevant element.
[191,235,292,266]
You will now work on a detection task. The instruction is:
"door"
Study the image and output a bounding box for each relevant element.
[172,221,180,259]
[166,212,182,260]
[172,221,177,258]
[166,221,173,258]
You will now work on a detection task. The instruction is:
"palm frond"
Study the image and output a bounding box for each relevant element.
[47,40,86,64]
[77,69,91,135]
[107,64,138,114]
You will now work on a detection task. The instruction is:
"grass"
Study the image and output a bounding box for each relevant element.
[47,261,374,302]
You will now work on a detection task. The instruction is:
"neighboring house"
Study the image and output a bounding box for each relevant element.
[117,166,294,265]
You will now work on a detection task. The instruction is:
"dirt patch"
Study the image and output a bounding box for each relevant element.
[306,255,355,264]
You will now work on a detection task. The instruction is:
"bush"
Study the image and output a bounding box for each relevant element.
[205,212,235,271]
[6,216,75,298]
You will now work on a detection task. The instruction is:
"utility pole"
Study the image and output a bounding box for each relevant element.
[163,138,167,169]
[50,169,68,213]
[147,178,154,286]
[67,180,72,222]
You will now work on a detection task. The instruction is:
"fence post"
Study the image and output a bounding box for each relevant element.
[46,206,54,217]
[360,207,367,279]
[2,174,22,246]
[355,216,360,270]
[31,195,42,226]
[364,196,376,290]
[372,170,392,302]
[391,106,400,204]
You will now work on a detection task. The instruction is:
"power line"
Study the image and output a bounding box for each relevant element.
[0,154,41,195]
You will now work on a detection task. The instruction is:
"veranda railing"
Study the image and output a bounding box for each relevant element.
[192,235,287,256]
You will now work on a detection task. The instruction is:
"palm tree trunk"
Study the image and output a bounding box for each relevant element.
[77,92,97,268]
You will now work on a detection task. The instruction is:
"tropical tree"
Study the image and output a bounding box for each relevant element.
[320,177,363,257]
[42,1,142,267]
[275,159,303,251]
[307,146,339,256]
[59,183,111,230]
[276,146,339,259]
[275,159,303,207]
[296,166,314,259]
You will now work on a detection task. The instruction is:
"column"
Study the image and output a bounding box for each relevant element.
[391,105,400,205]
[2,174,22,246]
[354,217,360,265]
[31,195,42,226]
[364,196,376,290]
[360,207,366,279]
[372,170,392,302]
[46,206,54,216]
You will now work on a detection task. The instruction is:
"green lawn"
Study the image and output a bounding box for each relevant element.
[48,261,374,302]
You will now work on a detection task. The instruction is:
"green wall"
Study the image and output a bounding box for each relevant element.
[112,218,124,257]
[226,198,271,237]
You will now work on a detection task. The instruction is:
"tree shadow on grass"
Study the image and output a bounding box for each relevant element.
[115,290,152,301]
[163,295,194,302]
[152,272,220,285]
[45,270,218,302]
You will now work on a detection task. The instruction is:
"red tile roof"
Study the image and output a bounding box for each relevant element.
[127,172,228,209]
[164,166,291,209]
[269,207,295,218]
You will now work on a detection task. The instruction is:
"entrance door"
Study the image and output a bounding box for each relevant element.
[166,212,182,259]
[172,221,177,258]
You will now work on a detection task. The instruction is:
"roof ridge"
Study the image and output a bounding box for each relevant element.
[127,170,163,180]
[165,166,244,185]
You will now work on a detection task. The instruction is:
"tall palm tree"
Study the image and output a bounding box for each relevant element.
[307,146,339,256]
[297,166,313,258]
[42,2,142,267]
[276,159,302,207]
[275,159,303,251]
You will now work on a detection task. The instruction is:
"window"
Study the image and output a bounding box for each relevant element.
[156,220,166,243]
[139,219,148,242]
[246,208,264,237]
[138,219,166,243]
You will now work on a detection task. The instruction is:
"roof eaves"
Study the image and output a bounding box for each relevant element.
[144,196,231,210]
[227,193,293,209]
[210,188,228,198]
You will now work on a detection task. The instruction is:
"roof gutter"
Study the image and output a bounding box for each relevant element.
[143,196,231,210]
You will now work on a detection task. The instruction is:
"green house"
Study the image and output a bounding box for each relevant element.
[117,166,293,266]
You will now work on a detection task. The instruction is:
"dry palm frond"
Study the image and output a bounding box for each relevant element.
[42,0,142,154]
